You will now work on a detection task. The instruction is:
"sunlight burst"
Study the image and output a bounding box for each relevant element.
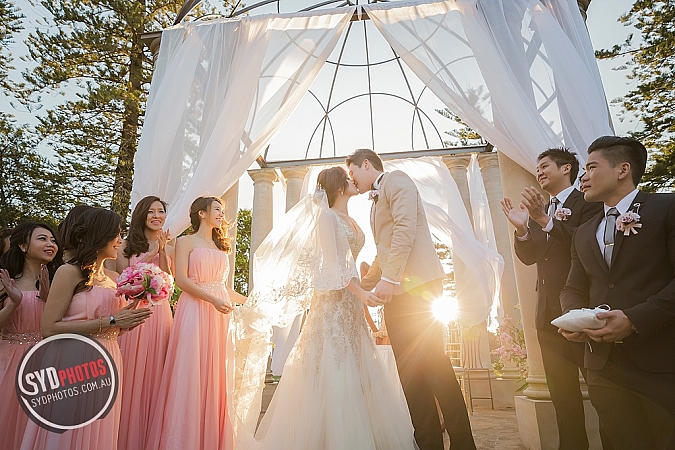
[432,295,459,325]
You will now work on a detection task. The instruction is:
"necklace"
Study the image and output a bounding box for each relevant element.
[196,233,216,246]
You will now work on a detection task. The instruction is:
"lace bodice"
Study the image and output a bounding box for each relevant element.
[335,214,365,261]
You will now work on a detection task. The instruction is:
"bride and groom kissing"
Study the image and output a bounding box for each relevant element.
[253,149,476,450]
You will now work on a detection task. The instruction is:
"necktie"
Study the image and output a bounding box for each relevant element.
[548,197,559,218]
[546,197,559,241]
[603,207,619,267]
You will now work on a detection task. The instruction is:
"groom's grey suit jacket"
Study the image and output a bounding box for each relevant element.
[368,170,444,295]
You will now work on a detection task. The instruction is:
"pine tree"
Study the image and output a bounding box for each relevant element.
[597,0,675,191]
[16,1,234,219]
[0,0,22,91]
[0,113,65,227]
[0,0,64,227]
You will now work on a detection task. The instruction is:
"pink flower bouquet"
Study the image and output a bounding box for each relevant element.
[116,262,173,305]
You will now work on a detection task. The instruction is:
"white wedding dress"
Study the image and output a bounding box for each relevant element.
[254,213,417,450]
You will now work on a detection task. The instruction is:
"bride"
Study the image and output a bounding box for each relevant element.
[236,166,417,449]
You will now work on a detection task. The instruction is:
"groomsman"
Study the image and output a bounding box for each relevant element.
[560,136,675,450]
[501,148,603,450]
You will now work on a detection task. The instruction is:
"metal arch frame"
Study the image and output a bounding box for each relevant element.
[168,0,492,168]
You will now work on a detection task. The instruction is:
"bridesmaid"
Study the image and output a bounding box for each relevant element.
[20,208,152,450]
[116,196,174,450]
[147,196,246,450]
[0,223,61,450]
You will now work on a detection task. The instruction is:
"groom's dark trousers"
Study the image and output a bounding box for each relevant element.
[385,279,475,450]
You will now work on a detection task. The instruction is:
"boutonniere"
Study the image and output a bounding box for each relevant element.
[616,211,642,236]
[554,208,572,221]
[368,189,379,202]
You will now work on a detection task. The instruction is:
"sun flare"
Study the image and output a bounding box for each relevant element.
[432,295,459,325]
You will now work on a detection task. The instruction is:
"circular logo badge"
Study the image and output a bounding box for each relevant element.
[15,333,119,433]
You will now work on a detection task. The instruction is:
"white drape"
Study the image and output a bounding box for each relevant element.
[132,9,354,233]
[385,157,503,329]
[364,0,613,174]
[467,153,501,328]
[300,158,502,329]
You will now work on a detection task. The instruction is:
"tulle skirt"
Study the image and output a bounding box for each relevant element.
[255,300,417,450]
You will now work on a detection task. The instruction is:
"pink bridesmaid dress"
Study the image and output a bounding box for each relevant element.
[20,285,125,450]
[0,291,44,450]
[146,247,234,450]
[117,252,173,450]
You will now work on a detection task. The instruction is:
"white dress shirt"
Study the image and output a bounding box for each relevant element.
[595,189,639,257]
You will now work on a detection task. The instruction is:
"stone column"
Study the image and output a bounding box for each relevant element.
[248,168,277,289]
[443,155,473,223]
[494,152,548,399]
[281,166,308,212]
[220,181,239,288]
[478,153,521,324]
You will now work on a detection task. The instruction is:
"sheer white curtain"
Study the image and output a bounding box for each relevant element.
[385,157,503,329]
[364,0,613,174]
[467,153,501,327]
[132,9,354,233]
[299,159,502,328]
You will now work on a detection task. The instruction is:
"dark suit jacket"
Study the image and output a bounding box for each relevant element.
[560,191,675,372]
[514,189,602,329]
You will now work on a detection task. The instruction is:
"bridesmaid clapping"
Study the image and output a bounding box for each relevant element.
[0,223,62,450]
[115,196,174,450]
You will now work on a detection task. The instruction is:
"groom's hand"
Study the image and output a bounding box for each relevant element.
[374,280,395,303]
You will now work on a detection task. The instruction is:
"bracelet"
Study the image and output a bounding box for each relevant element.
[98,317,102,334]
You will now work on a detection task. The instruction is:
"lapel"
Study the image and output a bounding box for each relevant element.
[610,190,648,269]
[587,212,607,274]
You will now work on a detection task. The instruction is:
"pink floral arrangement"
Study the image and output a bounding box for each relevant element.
[491,315,528,383]
[554,208,572,221]
[616,211,641,236]
[116,262,173,305]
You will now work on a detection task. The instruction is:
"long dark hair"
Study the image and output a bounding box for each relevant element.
[0,222,63,293]
[124,196,168,258]
[69,208,122,294]
[58,205,93,261]
[189,196,231,253]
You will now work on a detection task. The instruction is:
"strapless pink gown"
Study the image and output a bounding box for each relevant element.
[20,286,125,450]
[146,247,234,450]
[0,291,44,450]
[117,252,173,450]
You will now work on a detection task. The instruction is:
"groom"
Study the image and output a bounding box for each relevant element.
[347,149,475,450]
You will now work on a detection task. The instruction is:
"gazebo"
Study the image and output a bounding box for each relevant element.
[136,0,610,447]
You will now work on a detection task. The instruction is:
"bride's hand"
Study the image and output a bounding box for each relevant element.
[357,289,385,307]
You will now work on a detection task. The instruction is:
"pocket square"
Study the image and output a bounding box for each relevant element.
[551,305,609,332]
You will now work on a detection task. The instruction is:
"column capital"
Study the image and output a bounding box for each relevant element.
[577,0,591,20]
[478,152,500,170]
[248,168,278,185]
[442,154,471,170]
[280,166,308,182]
